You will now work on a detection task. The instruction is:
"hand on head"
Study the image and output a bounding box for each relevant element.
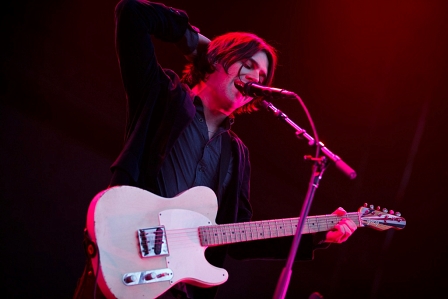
[185,33,210,62]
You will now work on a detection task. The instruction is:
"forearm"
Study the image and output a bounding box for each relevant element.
[114,0,198,98]
[115,0,195,47]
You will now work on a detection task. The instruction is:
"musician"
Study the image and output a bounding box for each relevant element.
[73,0,357,298]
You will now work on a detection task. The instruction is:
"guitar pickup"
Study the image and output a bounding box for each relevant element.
[138,226,169,258]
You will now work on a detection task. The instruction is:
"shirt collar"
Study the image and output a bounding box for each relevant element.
[193,96,234,130]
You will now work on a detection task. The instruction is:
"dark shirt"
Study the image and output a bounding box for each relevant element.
[157,98,233,199]
[155,98,235,298]
[111,0,255,227]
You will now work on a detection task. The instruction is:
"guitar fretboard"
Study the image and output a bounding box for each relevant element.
[198,213,360,246]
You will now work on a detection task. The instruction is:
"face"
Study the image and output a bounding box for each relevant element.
[205,51,269,115]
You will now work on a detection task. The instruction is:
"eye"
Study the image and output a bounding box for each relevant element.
[242,60,254,70]
[238,59,267,84]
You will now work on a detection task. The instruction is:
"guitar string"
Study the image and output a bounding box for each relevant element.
[161,213,361,239]
[142,212,404,248]
[158,214,360,239]
[150,213,404,246]
[148,214,364,246]
[165,222,399,246]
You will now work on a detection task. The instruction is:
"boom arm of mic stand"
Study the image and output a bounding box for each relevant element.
[259,100,357,179]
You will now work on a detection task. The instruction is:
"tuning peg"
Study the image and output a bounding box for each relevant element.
[395,212,401,217]
[382,208,388,213]
[389,210,394,215]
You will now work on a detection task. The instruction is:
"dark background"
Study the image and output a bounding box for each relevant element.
[1,0,447,298]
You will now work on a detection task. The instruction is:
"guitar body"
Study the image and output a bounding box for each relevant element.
[86,185,228,299]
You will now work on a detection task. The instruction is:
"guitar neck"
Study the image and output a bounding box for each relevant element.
[199,212,360,247]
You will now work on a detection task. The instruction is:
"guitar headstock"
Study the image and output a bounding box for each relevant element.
[358,204,406,231]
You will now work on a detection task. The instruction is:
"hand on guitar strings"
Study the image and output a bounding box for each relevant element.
[324,207,358,244]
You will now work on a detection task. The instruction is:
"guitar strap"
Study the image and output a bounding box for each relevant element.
[218,131,231,203]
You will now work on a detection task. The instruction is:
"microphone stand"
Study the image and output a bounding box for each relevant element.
[258,100,357,299]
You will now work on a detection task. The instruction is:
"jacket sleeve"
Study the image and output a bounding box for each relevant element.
[114,0,198,136]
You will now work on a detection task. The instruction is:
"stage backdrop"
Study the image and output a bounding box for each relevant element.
[1,0,447,298]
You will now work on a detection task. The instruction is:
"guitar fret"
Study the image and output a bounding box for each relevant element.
[230,223,236,243]
[233,223,239,243]
[261,222,266,239]
[213,225,220,245]
[209,226,214,245]
[223,225,228,244]
[198,212,363,247]
[289,218,296,236]
[278,219,287,237]
[243,223,250,241]
[248,222,255,241]
[283,219,291,236]
[267,220,272,238]
[257,222,262,239]
[305,216,318,234]
[219,226,223,245]
[252,222,258,240]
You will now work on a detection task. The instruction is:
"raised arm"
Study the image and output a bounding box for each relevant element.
[114,0,199,119]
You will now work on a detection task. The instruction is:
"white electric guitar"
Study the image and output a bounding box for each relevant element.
[85,185,406,299]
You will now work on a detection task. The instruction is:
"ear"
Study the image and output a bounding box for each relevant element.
[209,61,218,72]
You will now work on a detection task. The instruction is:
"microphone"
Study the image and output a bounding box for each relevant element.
[234,79,296,99]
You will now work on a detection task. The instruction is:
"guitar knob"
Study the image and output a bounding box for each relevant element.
[123,275,136,284]
[144,272,157,281]
[395,212,401,217]
[382,208,388,213]
[157,272,170,278]
[376,206,381,211]
[389,210,395,215]
[364,203,368,207]
[370,204,375,209]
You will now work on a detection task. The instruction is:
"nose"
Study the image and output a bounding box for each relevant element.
[243,70,260,84]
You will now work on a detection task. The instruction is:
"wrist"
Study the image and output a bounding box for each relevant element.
[176,24,200,56]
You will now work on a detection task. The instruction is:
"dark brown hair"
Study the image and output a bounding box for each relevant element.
[181,32,278,114]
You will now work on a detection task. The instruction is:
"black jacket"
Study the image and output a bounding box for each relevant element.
[111,1,318,297]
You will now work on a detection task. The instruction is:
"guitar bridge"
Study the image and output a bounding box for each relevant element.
[138,226,169,258]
